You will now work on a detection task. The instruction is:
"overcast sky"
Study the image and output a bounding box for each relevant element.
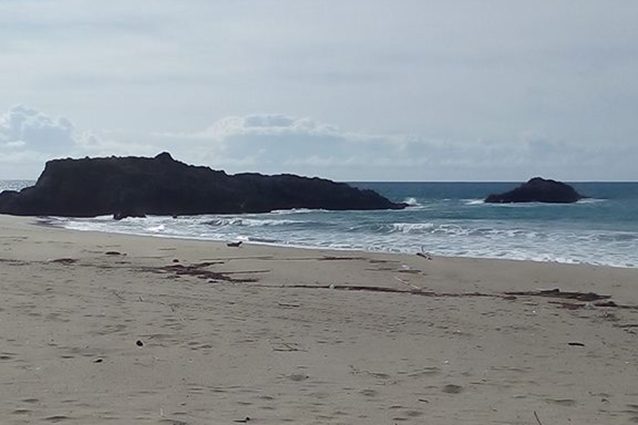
[1,0,637,180]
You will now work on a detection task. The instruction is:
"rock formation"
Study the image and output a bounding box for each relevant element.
[0,152,406,217]
[484,177,584,203]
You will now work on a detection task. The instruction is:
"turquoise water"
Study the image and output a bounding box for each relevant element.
[2,180,637,268]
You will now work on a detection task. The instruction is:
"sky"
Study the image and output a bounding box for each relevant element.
[1,0,637,181]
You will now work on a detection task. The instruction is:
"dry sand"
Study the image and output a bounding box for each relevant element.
[1,214,637,424]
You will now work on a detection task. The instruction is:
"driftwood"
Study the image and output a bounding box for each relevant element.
[318,256,367,261]
[505,288,610,302]
[277,283,506,300]
[277,302,301,308]
[142,260,638,310]
[258,283,638,310]
[548,300,638,311]
[49,258,78,264]
[151,261,261,283]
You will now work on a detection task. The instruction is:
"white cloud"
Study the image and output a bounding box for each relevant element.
[0,105,157,178]
[158,114,414,177]
[160,113,638,181]
[163,114,340,140]
[1,107,637,181]
[0,105,80,178]
[0,105,75,152]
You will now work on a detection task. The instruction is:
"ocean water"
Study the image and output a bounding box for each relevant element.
[2,180,637,268]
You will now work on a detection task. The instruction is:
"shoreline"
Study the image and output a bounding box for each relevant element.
[35,214,638,270]
[1,214,637,424]
[8,213,638,299]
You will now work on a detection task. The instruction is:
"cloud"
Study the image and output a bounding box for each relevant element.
[0,105,158,178]
[165,114,340,140]
[0,105,81,178]
[160,113,638,181]
[158,114,412,177]
[0,105,75,153]
[2,107,637,181]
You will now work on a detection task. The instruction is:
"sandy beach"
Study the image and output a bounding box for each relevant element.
[1,214,637,425]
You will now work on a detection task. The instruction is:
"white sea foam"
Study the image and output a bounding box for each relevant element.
[147,224,165,232]
[205,217,304,227]
[577,198,606,204]
[403,197,421,207]
[391,222,435,233]
[269,208,328,215]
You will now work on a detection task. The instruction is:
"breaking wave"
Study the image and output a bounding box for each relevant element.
[204,218,305,227]
[403,197,421,207]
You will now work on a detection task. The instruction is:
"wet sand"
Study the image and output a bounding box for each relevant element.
[1,214,637,424]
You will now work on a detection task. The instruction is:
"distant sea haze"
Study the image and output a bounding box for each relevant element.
[3,180,637,268]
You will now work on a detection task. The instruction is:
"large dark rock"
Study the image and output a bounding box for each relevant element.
[484,177,584,203]
[0,152,406,217]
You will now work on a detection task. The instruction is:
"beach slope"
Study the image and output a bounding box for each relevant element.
[1,215,637,424]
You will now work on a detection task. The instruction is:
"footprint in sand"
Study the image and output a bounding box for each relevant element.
[544,398,576,407]
[0,352,16,360]
[441,384,464,394]
[392,409,425,421]
[288,373,309,382]
[158,419,189,425]
[44,415,71,423]
[625,404,638,423]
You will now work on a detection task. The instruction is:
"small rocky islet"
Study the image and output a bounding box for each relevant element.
[484,177,584,204]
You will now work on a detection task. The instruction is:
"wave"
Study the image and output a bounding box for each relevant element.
[592,232,637,242]
[577,198,607,204]
[269,208,330,215]
[403,197,421,207]
[388,222,510,237]
[390,222,436,233]
[147,224,166,232]
[203,218,305,227]
[381,223,637,242]
[488,199,609,208]
[344,221,637,244]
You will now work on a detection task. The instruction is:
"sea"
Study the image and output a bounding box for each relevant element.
[2,180,637,268]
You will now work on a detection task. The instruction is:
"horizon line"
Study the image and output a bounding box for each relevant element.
[3,178,638,184]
